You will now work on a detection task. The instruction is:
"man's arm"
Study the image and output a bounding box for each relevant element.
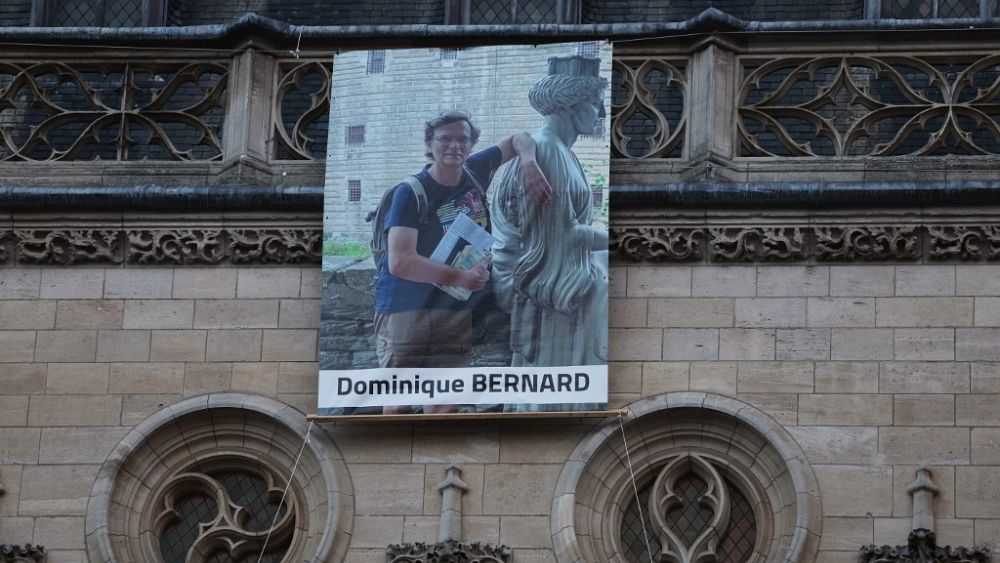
[387,226,489,291]
[497,132,552,203]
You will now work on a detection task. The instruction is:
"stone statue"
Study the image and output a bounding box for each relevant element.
[491,55,609,382]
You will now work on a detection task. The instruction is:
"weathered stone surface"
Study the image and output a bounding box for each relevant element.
[807,298,875,327]
[38,427,128,464]
[799,394,892,426]
[482,464,560,515]
[787,426,879,464]
[814,465,893,517]
[55,300,122,329]
[691,266,755,297]
[893,394,955,426]
[150,330,206,361]
[648,298,733,327]
[123,299,194,329]
[610,298,646,327]
[626,266,691,297]
[879,428,970,465]
[35,331,97,363]
[18,464,98,515]
[641,361,689,395]
[735,298,806,327]
[663,328,718,360]
[876,297,974,327]
[879,362,969,393]
[109,363,184,394]
[737,361,813,393]
[172,268,237,298]
[830,266,894,297]
[831,328,894,360]
[193,299,279,328]
[757,266,829,297]
[39,269,103,299]
[0,331,36,363]
[45,363,109,394]
[956,467,1000,518]
[95,330,150,362]
[0,269,41,299]
[205,329,262,361]
[895,265,955,296]
[103,268,172,298]
[609,329,661,361]
[236,267,302,298]
[894,328,954,360]
[815,362,878,393]
[352,464,426,515]
[0,364,45,394]
[689,362,738,394]
[957,328,1000,361]
[719,328,775,360]
[776,328,830,360]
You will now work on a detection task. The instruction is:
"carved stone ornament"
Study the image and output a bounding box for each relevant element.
[128,229,226,264]
[815,226,920,261]
[0,228,320,265]
[610,227,705,261]
[0,544,45,562]
[708,227,806,262]
[386,539,512,563]
[859,529,991,563]
[928,226,1000,261]
[16,229,124,264]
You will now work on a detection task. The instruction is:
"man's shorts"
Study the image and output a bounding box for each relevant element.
[375,309,472,368]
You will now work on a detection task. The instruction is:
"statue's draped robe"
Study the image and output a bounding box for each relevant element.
[491,131,608,410]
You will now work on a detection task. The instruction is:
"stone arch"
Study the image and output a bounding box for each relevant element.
[84,393,354,563]
[551,392,822,563]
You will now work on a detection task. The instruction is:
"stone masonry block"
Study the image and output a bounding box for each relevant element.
[0,300,54,329]
[737,393,798,424]
[893,394,954,426]
[205,330,262,362]
[829,266,894,297]
[121,393,182,426]
[894,328,954,360]
[278,299,321,329]
[0,269,41,299]
[691,266,755,297]
[236,268,302,298]
[880,362,969,393]
[45,363,109,394]
[956,265,1000,296]
[737,362,812,393]
[757,266,829,297]
[609,266,626,297]
[18,464,98,516]
[0,396,28,426]
[0,363,45,394]
[776,328,830,360]
[957,329,1000,361]
[96,330,150,362]
[798,394,892,426]
[831,328,894,360]
[277,362,317,394]
[879,428,970,465]
[610,298,646,327]
[150,330,206,362]
[787,426,879,465]
[974,298,1000,326]
[38,427,129,464]
[972,428,1000,464]
[895,265,955,296]
[109,363,184,394]
[815,362,878,393]
[972,363,1000,392]
[183,363,232,396]
[735,298,806,328]
[351,464,426,515]
[609,362,641,394]
[956,395,1000,426]
[55,300,123,329]
[814,465,893,517]
[626,266,691,297]
[818,517,874,551]
[689,362,737,394]
[641,362,689,395]
[230,363,279,395]
[300,267,323,298]
[193,299,279,329]
[609,328,661,361]
[261,329,317,361]
[31,516,85,550]
[28,395,121,426]
[34,330,96,362]
[103,268,173,298]
[719,328,775,360]
[122,299,194,329]
[876,298,973,327]
[172,268,237,299]
[413,428,499,464]
[647,298,733,327]
[956,467,1000,517]
[0,331,36,363]
[663,328,719,360]
[40,269,102,299]
[0,427,40,464]
[482,464,561,515]
[807,298,875,327]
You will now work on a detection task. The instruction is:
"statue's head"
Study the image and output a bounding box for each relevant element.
[424,110,481,163]
[528,55,608,136]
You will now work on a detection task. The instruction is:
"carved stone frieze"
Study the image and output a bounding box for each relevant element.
[0,228,321,265]
[386,539,512,563]
[228,229,322,263]
[859,529,990,563]
[0,544,44,562]
[16,230,124,265]
[815,226,920,261]
[708,227,807,262]
[928,226,1000,261]
[610,227,705,261]
[127,229,226,264]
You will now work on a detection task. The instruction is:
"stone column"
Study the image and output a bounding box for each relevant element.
[907,465,940,532]
[437,465,470,543]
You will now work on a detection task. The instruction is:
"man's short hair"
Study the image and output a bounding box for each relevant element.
[424,110,481,159]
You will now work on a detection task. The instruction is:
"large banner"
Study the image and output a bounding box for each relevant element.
[319,42,612,415]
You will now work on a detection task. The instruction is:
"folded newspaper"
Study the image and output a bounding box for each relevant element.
[429,213,496,301]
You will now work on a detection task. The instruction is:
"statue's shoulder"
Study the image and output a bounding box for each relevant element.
[532,130,570,161]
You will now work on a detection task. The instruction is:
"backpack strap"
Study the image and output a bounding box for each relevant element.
[401,175,429,224]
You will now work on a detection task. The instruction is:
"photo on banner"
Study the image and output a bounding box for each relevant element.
[318,42,612,415]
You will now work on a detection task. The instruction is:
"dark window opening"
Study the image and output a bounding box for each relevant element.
[348,180,362,202]
[346,124,365,146]
[367,50,386,75]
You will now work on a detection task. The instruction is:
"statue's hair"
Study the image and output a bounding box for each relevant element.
[424,110,481,159]
[528,74,608,116]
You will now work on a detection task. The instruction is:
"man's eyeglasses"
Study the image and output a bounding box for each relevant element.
[433,135,472,146]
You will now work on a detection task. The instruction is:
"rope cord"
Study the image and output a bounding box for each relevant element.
[619,413,656,563]
[256,420,313,563]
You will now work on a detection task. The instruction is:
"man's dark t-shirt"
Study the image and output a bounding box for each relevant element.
[375,146,503,314]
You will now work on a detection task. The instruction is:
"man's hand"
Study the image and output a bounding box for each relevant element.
[521,159,552,204]
[456,255,491,291]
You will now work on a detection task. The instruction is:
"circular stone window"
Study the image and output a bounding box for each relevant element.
[552,392,821,563]
[85,394,353,563]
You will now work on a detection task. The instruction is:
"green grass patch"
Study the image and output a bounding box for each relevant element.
[323,241,372,258]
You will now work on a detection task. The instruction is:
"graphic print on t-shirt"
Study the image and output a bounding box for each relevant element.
[436,189,488,233]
